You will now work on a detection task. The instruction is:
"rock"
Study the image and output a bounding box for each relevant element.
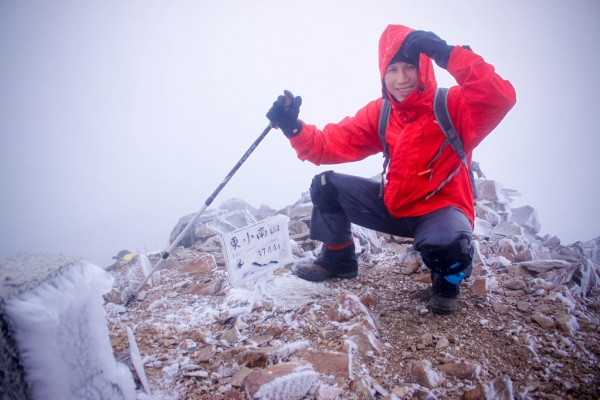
[354,375,373,400]
[555,313,580,336]
[348,324,383,356]
[105,254,155,304]
[314,383,344,400]
[504,279,526,290]
[552,349,568,359]
[491,301,508,314]
[543,235,561,248]
[326,293,374,327]
[219,198,258,216]
[359,290,378,308]
[475,203,501,226]
[519,260,570,273]
[413,272,432,284]
[244,362,318,400]
[409,360,443,388]
[421,333,433,346]
[181,253,217,274]
[492,222,523,238]
[435,338,450,349]
[517,301,531,313]
[437,361,480,380]
[186,278,224,296]
[220,327,240,344]
[263,321,287,338]
[474,218,493,239]
[504,289,525,297]
[506,264,534,276]
[476,180,505,202]
[510,205,541,234]
[531,312,556,329]
[194,345,214,363]
[296,350,349,380]
[288,204,313,220]
[228,367,253,387]
[463,375,513,400]
[470,277,497,295]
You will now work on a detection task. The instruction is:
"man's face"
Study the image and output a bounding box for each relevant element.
[384,61,418,102]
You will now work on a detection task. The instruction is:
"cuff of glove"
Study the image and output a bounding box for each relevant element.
[433,44,455,69]
[281,121,303,138]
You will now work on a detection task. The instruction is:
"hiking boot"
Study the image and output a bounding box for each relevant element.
[294,244,358,282]
[429,272,462,315]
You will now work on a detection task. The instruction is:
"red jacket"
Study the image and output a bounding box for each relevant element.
[288,25,516,224]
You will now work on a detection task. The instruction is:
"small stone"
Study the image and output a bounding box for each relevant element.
[504,279,527,290]
[220,327,240,344]
[505,290,526,297]
[413,272,432,284]
[491,301,508,314]
[438,361,480,380]
[421,333,433,346]
[417,343,426,350]
[480,319,489,326]
[552,349,568,359]
[228,367,253,387]
[314,384,344,400]
[436,338,450,349]
[531,312,556,329]
[410,360,443,388]
[517,301,531,313]
[555,313,580,336]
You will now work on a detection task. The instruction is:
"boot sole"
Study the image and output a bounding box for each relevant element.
[333,270,359,279]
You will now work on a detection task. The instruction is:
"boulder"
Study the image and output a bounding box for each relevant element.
[244,362,317,400]
[219,198,259,216]
[510,205,541,234]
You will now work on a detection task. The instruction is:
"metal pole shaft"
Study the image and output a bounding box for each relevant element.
[125,125,273,306]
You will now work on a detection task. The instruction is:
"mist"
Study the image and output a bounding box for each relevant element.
[1,0,599,267]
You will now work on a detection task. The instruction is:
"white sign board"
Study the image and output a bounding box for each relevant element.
[221,214,293,287]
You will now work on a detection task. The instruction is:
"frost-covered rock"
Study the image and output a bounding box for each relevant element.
[105,254,155,304]
[0,252,135,400]
[219,197,259,216]
[510,205,541,234]
[169,209,257,248]
[244,362,318,400]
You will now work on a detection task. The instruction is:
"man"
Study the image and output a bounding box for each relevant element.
[266,25,516,314]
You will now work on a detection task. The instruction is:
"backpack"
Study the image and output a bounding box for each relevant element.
[378,87,477,201]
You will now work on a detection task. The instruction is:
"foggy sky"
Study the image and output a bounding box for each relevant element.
[1,0,599,267]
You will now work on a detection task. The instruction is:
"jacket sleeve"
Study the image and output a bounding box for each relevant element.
[446,46,517,152]
[287,99,384,165]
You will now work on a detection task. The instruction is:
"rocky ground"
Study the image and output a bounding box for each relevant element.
[103,180,600,400]
[104,239,600,400]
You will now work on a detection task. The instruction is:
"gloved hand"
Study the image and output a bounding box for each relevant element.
[402,30,455,69]
[266,90,303,137]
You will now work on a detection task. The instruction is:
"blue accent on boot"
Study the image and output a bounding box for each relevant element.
[444,271,467,285]
[449,262,461,270]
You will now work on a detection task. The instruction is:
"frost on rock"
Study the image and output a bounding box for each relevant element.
[104,254,155,305]
[1,252,135,400]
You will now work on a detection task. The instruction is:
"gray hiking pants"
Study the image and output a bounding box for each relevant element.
[308,171,473,277]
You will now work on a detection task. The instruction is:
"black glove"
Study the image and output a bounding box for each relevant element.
[266,90,303,138]
[402,30,455,69]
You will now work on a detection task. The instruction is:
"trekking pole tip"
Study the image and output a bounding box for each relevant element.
[124,293,136,307]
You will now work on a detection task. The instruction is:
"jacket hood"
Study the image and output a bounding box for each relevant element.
[378,25,437,110]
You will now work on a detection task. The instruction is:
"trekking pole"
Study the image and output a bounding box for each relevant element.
[125,124,273,306]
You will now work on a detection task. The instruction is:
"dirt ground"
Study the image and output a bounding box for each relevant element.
[105,236,600,400]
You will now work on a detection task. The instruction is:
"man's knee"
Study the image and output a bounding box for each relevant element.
[419,234,473,277]
[310,171,342,213]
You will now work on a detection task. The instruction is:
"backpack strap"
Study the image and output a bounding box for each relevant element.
[377,88,477,201]
[378,98,392,198]
[426,88,477,200]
